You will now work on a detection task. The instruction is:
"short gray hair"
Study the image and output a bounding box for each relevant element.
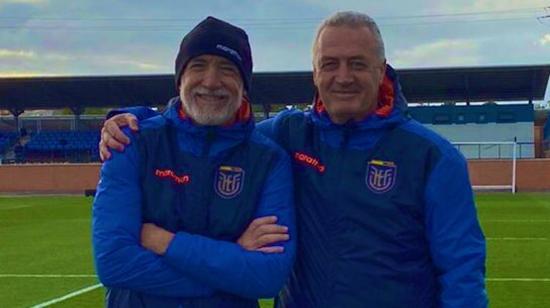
[312,11,385,63]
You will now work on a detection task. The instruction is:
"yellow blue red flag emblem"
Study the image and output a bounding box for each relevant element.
[214,166,245,199]
[366,160,397,193]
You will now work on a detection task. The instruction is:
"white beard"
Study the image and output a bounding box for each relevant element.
[181,86,242,125]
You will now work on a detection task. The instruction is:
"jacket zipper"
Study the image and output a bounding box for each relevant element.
[202,127,217,231]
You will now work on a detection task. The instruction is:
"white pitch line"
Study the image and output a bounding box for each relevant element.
[30,283,103,308]
[484,219,550,223]
[487,278,550,282]
[486,237,548,241]
[0,274,97,278]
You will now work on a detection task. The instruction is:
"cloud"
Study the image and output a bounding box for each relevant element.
[539,33,550,46]
[0,49,73,62]
[0,48,35,59]
[469,0,547,11]
[1,0,47,5]
[391,39,481,68]
[299,0,424,15]
[43,53,73,61]
[108,59,164,71]
[438,0,547,13]
[0,70,55,77]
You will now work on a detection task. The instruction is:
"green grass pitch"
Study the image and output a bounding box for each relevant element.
[1,193,549,307]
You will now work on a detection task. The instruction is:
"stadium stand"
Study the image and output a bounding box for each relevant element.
[544,111,550,141]
[0,64,548,163]
[0,131,18,154]
[544,111,550,156]
[408,104,535,158]
[24,131,100,162]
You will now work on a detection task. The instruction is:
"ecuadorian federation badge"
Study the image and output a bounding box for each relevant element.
[214,166,245,199]
[366,160,397,194]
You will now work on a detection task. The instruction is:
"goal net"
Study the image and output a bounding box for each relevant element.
[452,141,517,194]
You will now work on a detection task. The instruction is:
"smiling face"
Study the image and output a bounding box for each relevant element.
[179,54,244,125]
[313,25,387,124]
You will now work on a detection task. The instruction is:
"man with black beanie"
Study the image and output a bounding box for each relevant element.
[93,16,295,307]
[100,11,488,308]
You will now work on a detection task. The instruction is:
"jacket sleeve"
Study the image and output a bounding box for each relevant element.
[92,128,214,297]
[255,117,276,140]
[424,150,488,308]
[106,106,159,121]
[162,149,296,299]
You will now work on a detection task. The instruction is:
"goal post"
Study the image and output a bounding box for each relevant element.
[452,141,517,194]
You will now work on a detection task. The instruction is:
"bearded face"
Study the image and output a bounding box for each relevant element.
[179,54,243,125]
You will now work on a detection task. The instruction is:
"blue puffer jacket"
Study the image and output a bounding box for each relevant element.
[93,98,296,307]
[258,66,488,308]
[106,66,488,308]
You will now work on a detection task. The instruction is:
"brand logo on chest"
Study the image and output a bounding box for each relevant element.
[366,160,397,193]
[293,151,326,173]
[214,166,245,199]
[154,169,191,185]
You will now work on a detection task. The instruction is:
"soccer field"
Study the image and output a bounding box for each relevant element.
[1,193,549,307]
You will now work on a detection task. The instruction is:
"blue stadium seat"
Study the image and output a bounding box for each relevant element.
[24,130,101,162]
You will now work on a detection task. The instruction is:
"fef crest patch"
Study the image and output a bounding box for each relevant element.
[366,160,397,194]
[214,166,245,199]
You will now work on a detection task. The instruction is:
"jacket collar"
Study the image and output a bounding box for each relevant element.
[162,96,254,137]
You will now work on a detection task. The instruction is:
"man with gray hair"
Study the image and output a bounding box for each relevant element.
[93,16,295,308]
[100,11,488,308]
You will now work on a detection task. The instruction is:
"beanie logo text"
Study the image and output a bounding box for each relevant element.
[216,44,242,61]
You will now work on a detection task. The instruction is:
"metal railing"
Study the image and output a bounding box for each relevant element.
[453,141,535,159]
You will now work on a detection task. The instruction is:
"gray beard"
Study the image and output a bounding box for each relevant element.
[181,93,242,126]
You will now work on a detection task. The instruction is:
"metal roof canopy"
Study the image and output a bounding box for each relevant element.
[0,64,548,111]
[398,65,550,104]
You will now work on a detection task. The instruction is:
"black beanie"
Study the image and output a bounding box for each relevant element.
[174,16,252,92]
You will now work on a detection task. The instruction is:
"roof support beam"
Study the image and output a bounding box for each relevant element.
[464,74,471,106]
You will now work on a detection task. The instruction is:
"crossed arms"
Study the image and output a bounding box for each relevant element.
[92,128,296,299]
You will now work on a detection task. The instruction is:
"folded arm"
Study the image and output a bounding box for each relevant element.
[92,129,213,297]
[160,150,296,299]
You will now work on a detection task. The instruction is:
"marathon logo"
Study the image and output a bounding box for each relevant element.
[293,152,326,174]
[216,44,242,61]
[214,166,245,199]
[366,160,397,193]
[154,169,191,185]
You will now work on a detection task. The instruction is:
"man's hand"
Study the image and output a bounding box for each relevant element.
[237,216,289,253]
[99,113,139,161]
[141,223,175,255]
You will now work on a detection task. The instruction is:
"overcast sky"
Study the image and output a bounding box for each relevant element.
[0,0,549,101]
